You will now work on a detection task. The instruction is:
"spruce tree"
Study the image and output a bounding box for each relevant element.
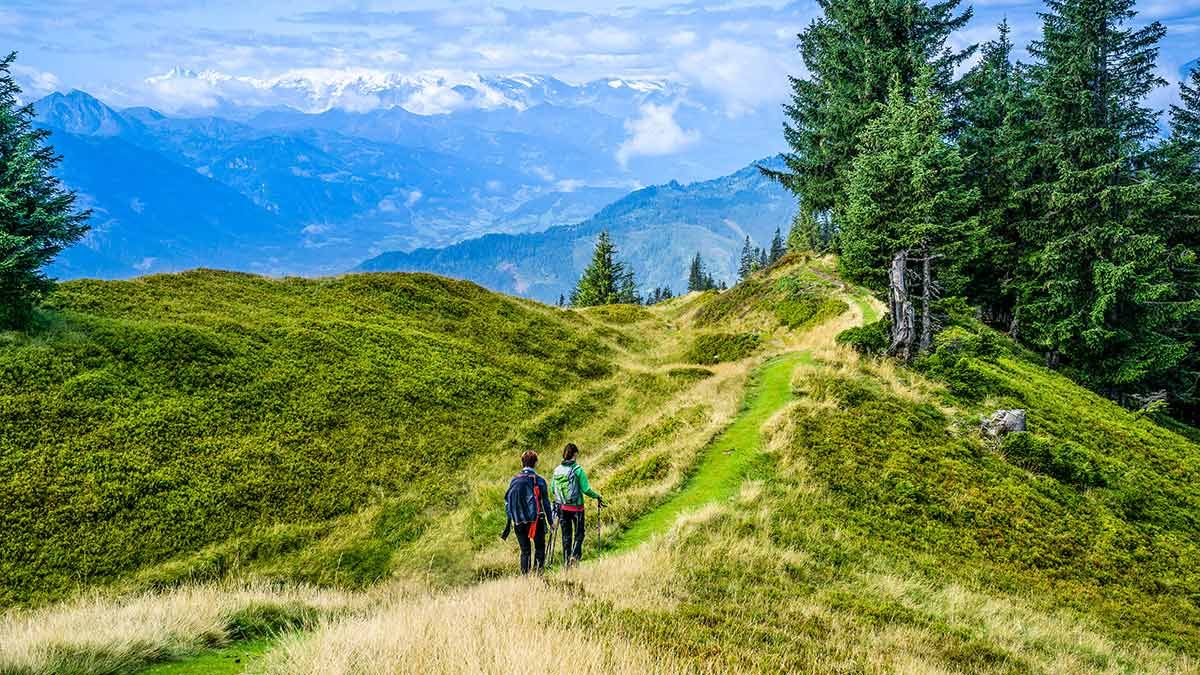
[738,236,754,279]
[1018,0,1188,391]
[0,52,90,329]
[769,228,786,263]
[570,231,639,307]
[842,71,979,294]
[1158,68,1200,415]
[688,252,718,292]
[958,21,1038,328]
[688,253,704,292]
[771,0,974,238]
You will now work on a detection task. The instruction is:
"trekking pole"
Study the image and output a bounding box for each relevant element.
[546,510,561,570]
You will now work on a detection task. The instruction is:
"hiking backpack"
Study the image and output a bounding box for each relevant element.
[551,463,582,505]
[505,473,545,536]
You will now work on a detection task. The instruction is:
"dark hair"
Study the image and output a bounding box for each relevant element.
[562,443,579,460]
[521,451,538,468]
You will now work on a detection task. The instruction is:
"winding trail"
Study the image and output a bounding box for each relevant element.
[611,351,813,551]
[137,289,877,674]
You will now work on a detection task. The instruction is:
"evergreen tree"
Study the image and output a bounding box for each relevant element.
[1018,0,1188,391]
[648,286,675,304]
[738,236,755,279]
[758,247,769,269]
[570,231,639,307]
[770,0,974,240]
[958,21,1038,328]
[1157,68,1200,415]
[688,252,705,292]
[688,252,718,292]
[842,71,979,294]
[769,228,786,263]
[0,52,90,329]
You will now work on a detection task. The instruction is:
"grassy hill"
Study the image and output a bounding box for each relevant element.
[0,270,617,605]
[1,257,1198,674]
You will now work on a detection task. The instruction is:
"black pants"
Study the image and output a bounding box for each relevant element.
[515,517,547,574]
[560,509,585,564]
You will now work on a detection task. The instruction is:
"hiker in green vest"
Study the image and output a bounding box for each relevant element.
[550,442,605,567]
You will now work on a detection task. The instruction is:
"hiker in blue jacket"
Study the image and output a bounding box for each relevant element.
[502,450,554,575]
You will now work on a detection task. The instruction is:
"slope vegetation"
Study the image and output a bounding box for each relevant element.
[1,256,1197,675]
[0,270,614,605]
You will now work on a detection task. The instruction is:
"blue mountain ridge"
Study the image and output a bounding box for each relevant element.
[357,157,796,303]
[34,90,629,276]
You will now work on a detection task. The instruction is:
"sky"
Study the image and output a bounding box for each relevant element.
[4,0,1200,115]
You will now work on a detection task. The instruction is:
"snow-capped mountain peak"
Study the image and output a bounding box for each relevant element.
[141,67,681,117]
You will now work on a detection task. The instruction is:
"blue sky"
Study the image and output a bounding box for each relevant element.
[5,0,1200,114]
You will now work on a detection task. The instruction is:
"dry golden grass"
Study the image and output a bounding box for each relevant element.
[260,569,688,675]
[0,582,376,674]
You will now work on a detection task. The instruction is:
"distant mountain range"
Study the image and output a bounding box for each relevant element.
[358,157,796,302]
[34,74,785,280]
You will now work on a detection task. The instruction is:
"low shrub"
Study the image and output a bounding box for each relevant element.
[1000,432,1109,489]
[836,318,890,356]
[586,304,651,325]
[684,333,761,364]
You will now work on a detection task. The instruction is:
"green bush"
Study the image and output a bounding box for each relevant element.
[586,304,651,325]
[1001,432,1109,489]
[684,333,761,364]
[836,318,890,355]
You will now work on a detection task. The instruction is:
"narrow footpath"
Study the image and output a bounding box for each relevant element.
[611,350,812,550]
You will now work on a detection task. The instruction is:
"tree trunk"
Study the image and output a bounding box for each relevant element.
[919,247,933,354]
[888,249,916,361]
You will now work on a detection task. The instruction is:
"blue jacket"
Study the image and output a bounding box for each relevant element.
[505,468,552,524]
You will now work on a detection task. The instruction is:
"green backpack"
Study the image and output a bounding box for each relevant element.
[551,463,581,505]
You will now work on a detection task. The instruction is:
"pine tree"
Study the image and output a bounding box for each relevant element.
[769,228,786,263]
[1158,68,1200,416]
[570,231,639,307]
[842,71,979,292]
[1018,0,1188,391]
[688,252,718,292]
[0,52,90,329]
[648,286,675,304]
[770,0,974,241]
[687,253,704,292]
[738,236,755,279]
[843,70,980,355]
[957,21,1038,328]
[757,247,769,270]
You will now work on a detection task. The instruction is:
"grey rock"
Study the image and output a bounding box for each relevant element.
[981,409,1026,440]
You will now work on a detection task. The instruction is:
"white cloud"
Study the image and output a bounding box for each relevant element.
[678,40,793,116]
[616,103,699,167]
[667,31,698,47]
[11,64,60,96]
[586,27,640,51]
[405,190,423,207]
